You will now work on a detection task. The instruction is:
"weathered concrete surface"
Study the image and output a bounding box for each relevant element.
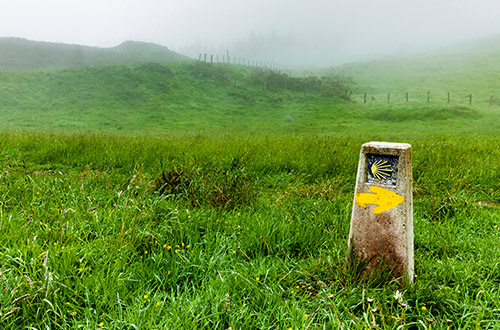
[347,142,413,283]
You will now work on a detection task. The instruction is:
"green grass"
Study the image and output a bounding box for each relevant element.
[329,35,500,108]
[1,39,500,328]
[1,60,499,137]
[0,131,499,329]
[0,61,357,135]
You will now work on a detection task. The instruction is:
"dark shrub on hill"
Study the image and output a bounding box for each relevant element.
[248,69,351,100]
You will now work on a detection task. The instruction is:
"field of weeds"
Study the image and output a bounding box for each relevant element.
[0,131,498,329]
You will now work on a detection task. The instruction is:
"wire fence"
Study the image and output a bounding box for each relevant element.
[198,50,290,71]
[356,91,500,106]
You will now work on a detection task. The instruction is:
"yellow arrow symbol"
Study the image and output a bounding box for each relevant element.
[355,186,404,214]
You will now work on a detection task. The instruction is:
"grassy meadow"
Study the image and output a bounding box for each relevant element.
[330,37,500,109]
[0,42,500,329]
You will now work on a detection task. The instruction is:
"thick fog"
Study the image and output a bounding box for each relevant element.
[2,0,500,66]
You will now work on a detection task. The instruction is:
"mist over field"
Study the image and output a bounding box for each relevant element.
[3,0,500,66]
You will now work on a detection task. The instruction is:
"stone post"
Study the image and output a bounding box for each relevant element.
[347,142,413,283]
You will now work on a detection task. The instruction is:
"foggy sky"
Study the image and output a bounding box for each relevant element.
[2,0,500,66]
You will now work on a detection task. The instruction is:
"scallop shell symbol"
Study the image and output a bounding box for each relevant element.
[371,160,393,180]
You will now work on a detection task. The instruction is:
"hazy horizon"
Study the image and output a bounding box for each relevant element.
[3,0,500,67]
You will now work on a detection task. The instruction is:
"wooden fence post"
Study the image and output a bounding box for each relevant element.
[448,92,450,104]
[469,94,472,105]
[490,96,493,105]
[387,92,390,104]
[406,92,408,102]
[364,93,367,104]
[427,91,430,103]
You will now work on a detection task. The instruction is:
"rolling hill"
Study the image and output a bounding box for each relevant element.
[0,35,499,137]
[0,61,352,133]
[0,38,191,71]
[328,34,500,106]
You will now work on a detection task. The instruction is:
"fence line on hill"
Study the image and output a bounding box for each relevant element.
[195,54,499,105]
[198,51,290,72]
[359,91,500,106]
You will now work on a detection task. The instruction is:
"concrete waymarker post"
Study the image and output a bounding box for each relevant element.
[347,142,413,283]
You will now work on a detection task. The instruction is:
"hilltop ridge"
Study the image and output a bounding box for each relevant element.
[0,37,191,71]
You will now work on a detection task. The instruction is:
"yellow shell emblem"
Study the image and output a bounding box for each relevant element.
[371,160,393,180]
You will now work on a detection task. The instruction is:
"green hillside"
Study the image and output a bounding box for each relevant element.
[1,36,500,138]
[0,38,191,71]
[0,61,354,134]
[329,35,500,106]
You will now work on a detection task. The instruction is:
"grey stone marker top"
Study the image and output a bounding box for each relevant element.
[363,142,412,149]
